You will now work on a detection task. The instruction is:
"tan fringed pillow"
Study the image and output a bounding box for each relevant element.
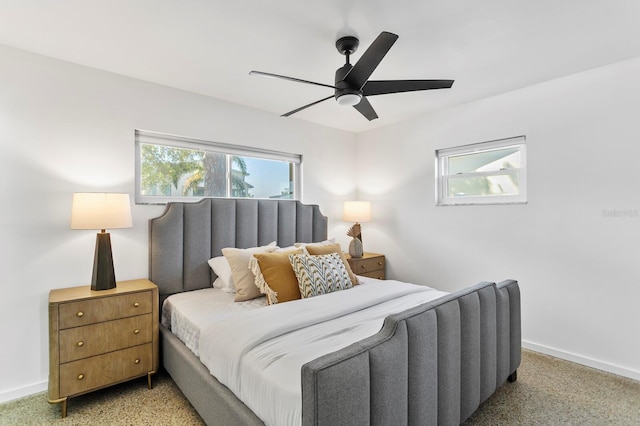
[222,242,276,302]
[305,243,358,286]
[250,249,304,305]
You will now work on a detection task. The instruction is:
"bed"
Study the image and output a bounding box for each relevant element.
[149,198,521,425]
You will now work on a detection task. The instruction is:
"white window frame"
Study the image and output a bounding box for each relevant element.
[435,136,527,206]
[135,130,302,204]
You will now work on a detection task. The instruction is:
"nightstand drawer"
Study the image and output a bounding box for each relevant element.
[59,343,153,397]
[359,270,385,280]
[353,257,385,273]
[59,314,153,363]
[346,253,385,280]
[59,291,152,329]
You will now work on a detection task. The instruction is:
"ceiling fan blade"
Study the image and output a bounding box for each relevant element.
[363,79,454,96]
[250,71,336,90]
[282,95,334,117]
[353,96,378,121]
[343,31,398,90]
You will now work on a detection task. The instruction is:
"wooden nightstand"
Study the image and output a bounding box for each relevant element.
[48,279,159,418]
[345,252,385,279]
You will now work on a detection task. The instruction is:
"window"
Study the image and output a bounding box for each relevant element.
[135,130,301,204]
[436,136,526,206]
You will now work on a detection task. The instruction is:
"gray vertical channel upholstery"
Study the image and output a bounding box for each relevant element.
[149,198,328,300]
[505,282,522,377]
[183,199,212,292]
[302,280,521,426]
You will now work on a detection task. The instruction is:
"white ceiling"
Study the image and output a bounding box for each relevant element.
[2,0,640,133]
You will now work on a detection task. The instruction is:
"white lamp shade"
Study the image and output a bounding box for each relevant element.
[71,193,133,230]
[343,201,371,223]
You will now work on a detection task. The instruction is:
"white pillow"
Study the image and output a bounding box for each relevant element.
[208,256,235,292]
[273,245,298,252]
[294,238,336,248]
[212,277,226,290]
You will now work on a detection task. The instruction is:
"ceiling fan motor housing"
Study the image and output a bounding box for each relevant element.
[335,63,362,104]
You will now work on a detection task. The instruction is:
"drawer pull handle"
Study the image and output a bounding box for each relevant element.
[77,374,84,380]
[361,265,367,269]
[134,359,140,365]
[133,302,140,308]
[133,329,140,335]
[378,262,383,265]
[76,311,84,318]
[77,341,84,347]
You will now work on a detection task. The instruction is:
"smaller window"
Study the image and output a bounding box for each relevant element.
[436,136,526,206]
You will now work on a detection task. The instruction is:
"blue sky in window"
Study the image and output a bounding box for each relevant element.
[241,156,291,198]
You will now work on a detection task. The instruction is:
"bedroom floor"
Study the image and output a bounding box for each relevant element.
[1,350,638,425]
[463,350,640,425]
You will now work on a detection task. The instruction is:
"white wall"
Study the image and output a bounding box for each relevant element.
[2,41,638,403]
[0,44,357,402]
[356,57,640,380]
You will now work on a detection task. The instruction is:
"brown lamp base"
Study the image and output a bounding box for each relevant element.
[91,232,117,291]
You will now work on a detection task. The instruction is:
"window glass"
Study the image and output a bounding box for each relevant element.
[448,147,521,174]
[135,130,301,204]
[233,156,294,199]
[436,136,526,205]
[446,173,520,198]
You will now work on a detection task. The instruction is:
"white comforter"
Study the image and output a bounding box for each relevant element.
[161,288,267,357]
[198,278,448,426]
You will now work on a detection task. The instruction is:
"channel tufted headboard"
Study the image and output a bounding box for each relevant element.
[149,198,328,301]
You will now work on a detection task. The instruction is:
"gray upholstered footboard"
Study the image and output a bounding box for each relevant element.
[301,279,521,426]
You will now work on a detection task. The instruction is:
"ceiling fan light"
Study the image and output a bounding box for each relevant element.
[336,93,362,107]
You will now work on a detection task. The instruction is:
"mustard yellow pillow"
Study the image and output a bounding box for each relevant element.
[250,249,304,304]
[305,243,358,286]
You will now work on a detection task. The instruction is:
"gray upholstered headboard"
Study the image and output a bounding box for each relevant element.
[149,198,328,300]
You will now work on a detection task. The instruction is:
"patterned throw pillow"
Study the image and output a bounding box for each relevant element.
[289,253,354,298]
[304,243,359,286]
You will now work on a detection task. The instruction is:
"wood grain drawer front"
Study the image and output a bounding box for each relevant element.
[59,343,153,397]
[359,270,386,280]
[58,291,152,329]
[58,314,153,363]
[354,257,385,273]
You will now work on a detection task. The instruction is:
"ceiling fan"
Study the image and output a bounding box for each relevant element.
[250,31,454,121]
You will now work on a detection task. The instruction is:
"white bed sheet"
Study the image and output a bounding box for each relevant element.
[182,277,448,426]
[161,288,267,357]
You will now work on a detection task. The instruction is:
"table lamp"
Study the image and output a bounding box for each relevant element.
[71,193,133,291]
[343,201,371,258]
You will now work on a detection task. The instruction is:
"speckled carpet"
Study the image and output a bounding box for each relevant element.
[1,350,638,425]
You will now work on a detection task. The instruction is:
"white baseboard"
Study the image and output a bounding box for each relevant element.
[0,381,47,404]
[523,340,640,382]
